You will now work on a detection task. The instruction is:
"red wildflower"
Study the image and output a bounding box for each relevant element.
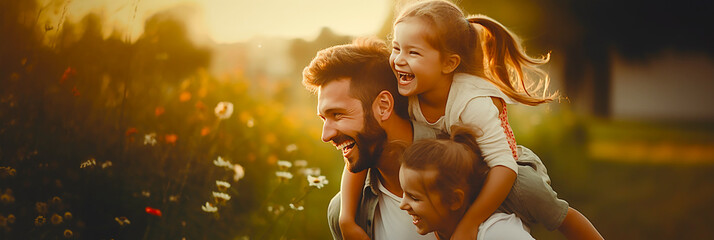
[165,134,177,144]
[125,127,138,136]
[155,107,165,117]
[145,207,162,217]
[195,101,205,110]
[179,91,191,102]
[60,67,76,84]
[200,127,210,136]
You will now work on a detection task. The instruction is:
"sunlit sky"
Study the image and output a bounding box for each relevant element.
[46,0,392,43]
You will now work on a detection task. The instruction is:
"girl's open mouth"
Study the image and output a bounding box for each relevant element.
[410,214,421,225]
[398,72,415,84]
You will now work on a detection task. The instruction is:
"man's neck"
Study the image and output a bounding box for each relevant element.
[375,117,413,197]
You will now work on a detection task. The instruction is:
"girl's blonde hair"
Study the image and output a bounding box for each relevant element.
[394,0,555,105]
[400,125,489,204]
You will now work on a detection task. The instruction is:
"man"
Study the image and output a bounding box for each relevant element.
[302,38,435,240]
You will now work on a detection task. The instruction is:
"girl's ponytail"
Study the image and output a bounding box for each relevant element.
[468,15,555,106]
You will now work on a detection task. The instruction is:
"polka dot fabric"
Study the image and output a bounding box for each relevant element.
[499,102,518,161]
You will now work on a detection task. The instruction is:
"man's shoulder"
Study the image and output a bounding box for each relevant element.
[412,120,438,141]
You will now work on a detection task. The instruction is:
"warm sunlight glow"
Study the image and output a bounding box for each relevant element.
[45,0,391,43]
[201,0,391,43]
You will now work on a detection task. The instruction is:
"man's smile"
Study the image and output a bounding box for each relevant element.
[334,139,356,158]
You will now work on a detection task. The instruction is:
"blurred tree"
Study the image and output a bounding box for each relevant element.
[289,27,352,77]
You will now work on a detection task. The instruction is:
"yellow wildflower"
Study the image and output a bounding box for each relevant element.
[51,213,63,225]
[35,215,46,226]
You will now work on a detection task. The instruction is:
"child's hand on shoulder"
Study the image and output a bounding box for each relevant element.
[340,220,370,240]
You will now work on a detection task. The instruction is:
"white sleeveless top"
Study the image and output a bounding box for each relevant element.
[410,73,519,173]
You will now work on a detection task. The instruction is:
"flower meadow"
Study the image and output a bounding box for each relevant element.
[0,2,344,239]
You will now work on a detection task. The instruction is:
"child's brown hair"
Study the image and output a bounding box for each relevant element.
[400,125,490,204]
[394,0,555,105]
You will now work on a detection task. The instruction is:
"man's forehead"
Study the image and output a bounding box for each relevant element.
[317,78,360,112]
[318,77,351,95]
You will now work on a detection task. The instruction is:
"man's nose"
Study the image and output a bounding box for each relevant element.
[321,120,337,143]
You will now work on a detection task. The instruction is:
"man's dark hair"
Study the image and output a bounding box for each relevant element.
[302,37,409,120]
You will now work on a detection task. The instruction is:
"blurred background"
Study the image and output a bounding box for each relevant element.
[1,0,713,239]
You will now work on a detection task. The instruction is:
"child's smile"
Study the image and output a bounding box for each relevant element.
[397,71,416,86]
[399,166,456,235]
[390,17,448,98]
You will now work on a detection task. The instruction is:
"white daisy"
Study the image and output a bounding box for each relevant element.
[101,161,112,169]
[201,202,217,212]
[144,133,157,146]
[212,191,231,202]
[213,156,232,169]
[214,102,234,120]
[303,168,321,176]
[307,175,329,189]
[276,171,293,182]
[80,158,96,168]
[216,180,231,190]
[233,164,245,182]
[277,160,292,169]
[294,159,308,168]
[289,203,304,211]
[285,144,298,153]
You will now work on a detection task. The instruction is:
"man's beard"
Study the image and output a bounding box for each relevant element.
[347,112,387,173]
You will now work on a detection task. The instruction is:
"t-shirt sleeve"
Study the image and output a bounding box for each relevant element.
[459,97,518,174]
[478,213,535,240]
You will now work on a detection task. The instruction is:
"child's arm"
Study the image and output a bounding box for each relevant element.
[451,97,519,239]
[451,166,516,240]
[339,165,370,240]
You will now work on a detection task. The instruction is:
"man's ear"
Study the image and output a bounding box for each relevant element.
[372,90,394,121]
[449,189,465,211]
[442,53,461,74]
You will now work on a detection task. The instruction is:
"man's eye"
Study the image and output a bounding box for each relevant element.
[333,113,344,118]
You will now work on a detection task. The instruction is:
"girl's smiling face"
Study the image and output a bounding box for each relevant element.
[398,166,457,235]
[390,17,448,97]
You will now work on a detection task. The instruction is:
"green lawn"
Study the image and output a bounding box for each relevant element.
[511,109,714,239]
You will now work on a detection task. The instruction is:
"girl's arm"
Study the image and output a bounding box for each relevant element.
[452,97,519,239]
[452,166,516,240]
[339,165,370,239]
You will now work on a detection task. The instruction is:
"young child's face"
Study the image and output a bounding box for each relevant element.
[399,166,454,235]
[390,17,446,97]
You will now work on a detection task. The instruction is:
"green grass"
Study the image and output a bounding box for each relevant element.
[510,107,714,239]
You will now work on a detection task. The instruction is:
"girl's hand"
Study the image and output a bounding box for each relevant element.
[340,220,370,240]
